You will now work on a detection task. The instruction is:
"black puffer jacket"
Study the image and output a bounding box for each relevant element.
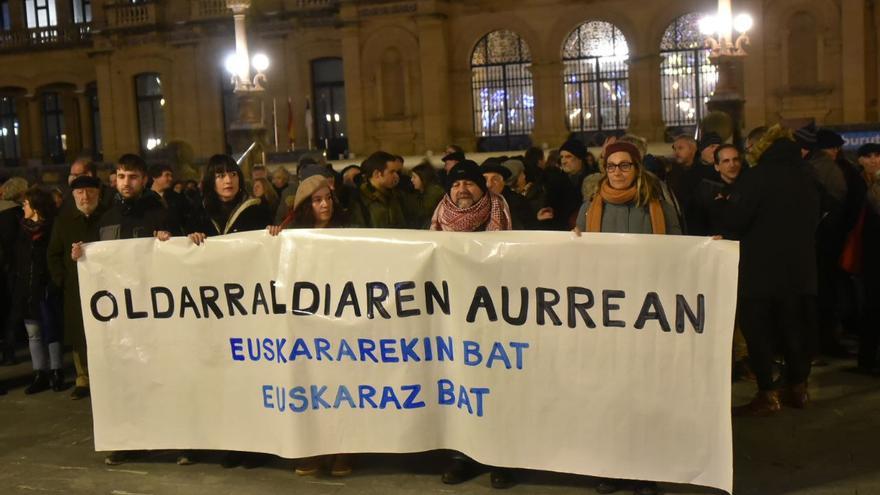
[98,192,172,240]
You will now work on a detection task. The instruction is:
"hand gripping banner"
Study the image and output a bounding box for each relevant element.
[78,230,738,493]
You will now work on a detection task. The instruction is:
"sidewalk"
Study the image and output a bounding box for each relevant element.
[1,355,878,495]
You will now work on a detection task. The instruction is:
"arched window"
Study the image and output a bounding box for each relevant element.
[660,13,718,128]
[563,21,630,139]
[471,30,534,151]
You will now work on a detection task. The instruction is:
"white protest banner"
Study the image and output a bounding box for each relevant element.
[79,230,737,493]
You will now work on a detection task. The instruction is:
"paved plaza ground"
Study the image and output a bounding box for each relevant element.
[1,354,878,495]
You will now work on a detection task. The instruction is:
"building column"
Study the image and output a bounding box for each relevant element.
[340,21,367,156]
[94,54,120,161]
[529,61,568,148]
[26,94,43,163]
[76,90,94,156]
[627,54,665,142]
[449,67,477,151]
[416,13,452,154]
[8,0,26,30]
[841,0,867,123]
[56,0,74,25]
[14,96,33,162]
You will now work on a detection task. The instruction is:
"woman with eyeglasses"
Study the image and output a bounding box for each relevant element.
[575,141,681,236]
[573,142,677,495]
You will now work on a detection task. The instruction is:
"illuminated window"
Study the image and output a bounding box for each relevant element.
[72,0,91,24]
[563,21,630,136]
[660,13,718,128]
[24,0,58,28]
[135,73,165,154]
[471,30,534,151]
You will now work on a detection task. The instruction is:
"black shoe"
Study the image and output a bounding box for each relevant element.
[441,458,475,485]
[221,451,244,469]
[50,369,67,392]
[490,469,515,489]
[24,371,50,395]
[104,451,128,465]
[633,481,658,495]
[241,453,270,469]
[596,478,621,494]
[70,386,90,400]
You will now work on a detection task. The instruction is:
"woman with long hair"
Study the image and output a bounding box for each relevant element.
[576,142,681,236]
[188,155,272,245]
[404,161,445,228]
[252,177,279,216]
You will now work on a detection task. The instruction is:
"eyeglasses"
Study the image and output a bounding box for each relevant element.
[605,162,634,172]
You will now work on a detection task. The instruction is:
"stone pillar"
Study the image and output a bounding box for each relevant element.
[449,67,477,151]
[14,96,34,162]
[56,0,74,25]
[741,0,767,133]
[841,0,867,123]
[8,0,26,30]
[76,90,94,156]
[416,13,452,154]
[26,94,43,163]
[94,54,119,161]
[529,61,568,148]
[340,19,367,155]
[627,54,665,142]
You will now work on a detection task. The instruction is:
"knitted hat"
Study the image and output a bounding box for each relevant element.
[857,143,880,157]
[70,176,102,190]
[794,123,818,149]
[604,141,643,165]
[293,176,331,212]
[299,163,335,181]
[446,160,487,194]
[559,139,588,162]
[481,162,512,181]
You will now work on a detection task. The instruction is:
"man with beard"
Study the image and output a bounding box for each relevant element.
[431,160,512,232]
[430,160,512,487]
[47,176,106,400]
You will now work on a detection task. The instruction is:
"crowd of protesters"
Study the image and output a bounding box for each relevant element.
[1,121,879,495]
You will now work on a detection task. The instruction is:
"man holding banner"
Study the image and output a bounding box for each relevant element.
[430,159,514,488]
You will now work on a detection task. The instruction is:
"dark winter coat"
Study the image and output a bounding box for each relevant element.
[724,136,820,299]
[542,167,587,230]
[350,182,407,229]
[502,186,538,230]
[194,197,272,237]
[403,184,445,229]
[47,205,105,347]
[98,192,172,241]
[9,218,53,318]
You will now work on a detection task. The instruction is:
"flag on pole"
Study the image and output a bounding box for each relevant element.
[305,97,314,151]
[286,98,295,151]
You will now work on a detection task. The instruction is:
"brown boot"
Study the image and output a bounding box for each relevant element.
[733,390,782,417]
[781,382,810,409]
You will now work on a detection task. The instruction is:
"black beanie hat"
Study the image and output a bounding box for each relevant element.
[559,139,587,162]
[816,129,846,150]
[446,160,487,194]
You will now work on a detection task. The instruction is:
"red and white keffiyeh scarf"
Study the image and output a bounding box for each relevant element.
[430,191,512,232]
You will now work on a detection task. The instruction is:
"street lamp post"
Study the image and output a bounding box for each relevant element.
[225,0,270,176]
[701,3,752,147]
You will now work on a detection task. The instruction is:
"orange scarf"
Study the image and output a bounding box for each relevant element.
[585,181,666,234]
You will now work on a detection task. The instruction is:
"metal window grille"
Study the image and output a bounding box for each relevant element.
[312,58,347,159]
[563,21,630,134]
[660,13,718,128]
[471,30,535,149]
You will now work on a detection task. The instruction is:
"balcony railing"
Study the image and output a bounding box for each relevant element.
[0,24,92,52]
[106,1,158,29]
[191,0,229,20]
[290,0,336,10]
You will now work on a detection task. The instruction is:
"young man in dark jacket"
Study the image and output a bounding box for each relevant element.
[97,154,177,241]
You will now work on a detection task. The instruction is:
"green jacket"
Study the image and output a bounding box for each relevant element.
[351,181,407,229]
[402,184,444,229]
[47,205,105,348]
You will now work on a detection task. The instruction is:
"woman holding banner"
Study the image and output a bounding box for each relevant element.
[268,175,353,476]
[187,154,272,468]
[575,141,681,236]
[574,140,678,495]
[188,155,273,246]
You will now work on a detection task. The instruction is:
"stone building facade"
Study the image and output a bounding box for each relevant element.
[0,0,876,167]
